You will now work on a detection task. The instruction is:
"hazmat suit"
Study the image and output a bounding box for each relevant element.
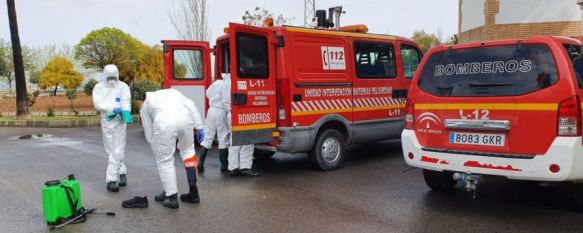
[223,74,260,177]
[92,64,131,191]
[198,79,230,173]
[140,89,204,209]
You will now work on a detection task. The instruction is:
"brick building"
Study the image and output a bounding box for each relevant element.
[459,0,582,43]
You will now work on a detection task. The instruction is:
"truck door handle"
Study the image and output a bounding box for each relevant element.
[233,93,247,105]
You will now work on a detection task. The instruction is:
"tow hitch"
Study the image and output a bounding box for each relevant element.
[453,172,480,198]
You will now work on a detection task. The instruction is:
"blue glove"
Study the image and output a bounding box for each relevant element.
[196,129,205,144]
[113,108,122,114]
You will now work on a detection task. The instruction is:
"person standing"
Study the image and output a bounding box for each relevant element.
[92,64,131,192]
[140,89,205,209]
[222,74,260,177]
[197,78,229,173]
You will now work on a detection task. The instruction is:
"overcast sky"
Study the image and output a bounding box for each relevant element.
[0,0,458,48]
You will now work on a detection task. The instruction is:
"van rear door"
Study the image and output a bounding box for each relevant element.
[413,42,566,157]
[162,40,212,120]
[228,23,277,146]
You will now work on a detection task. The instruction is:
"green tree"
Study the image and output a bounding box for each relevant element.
[39,56,83,96]
[84,79,98,95]
[66,89,77,111]
[446,34,459,45]
[135,45,164,83]
[411,30,441,53]
[74,27,142,83]
[0,39,36,93]
[131,79,160,101]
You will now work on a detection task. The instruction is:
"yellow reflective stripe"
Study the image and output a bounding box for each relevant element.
[232,123,276,131]
[286,27,397,41]
[414,103,558,111]
[291,105,404,116]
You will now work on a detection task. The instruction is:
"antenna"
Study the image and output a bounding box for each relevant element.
[304,0,316,27]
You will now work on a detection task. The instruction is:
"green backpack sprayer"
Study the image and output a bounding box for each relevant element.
[42,174,115,230]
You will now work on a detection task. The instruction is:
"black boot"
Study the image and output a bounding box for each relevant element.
[219,149,229,172]
[240,169,260,177]
[155,191,166,202]
[180,185,200,203]
[119,174,127,187]
[107,181,119,192]
[197,147,209,173]
[162,194,179,209]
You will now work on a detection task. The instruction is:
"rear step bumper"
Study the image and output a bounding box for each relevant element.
[401,129,583,182]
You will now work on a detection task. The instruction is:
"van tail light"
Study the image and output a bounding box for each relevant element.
[404,98,414,129]
[557,95,581,137]
[277,79,291,127]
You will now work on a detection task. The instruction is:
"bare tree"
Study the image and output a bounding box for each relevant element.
[168,0,209,41]
[168,0,208,79]
[242,7,295,26]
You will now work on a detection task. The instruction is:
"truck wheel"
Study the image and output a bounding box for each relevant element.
[423,169,457,191]
[254,150,275,159]
[310,129,345,171]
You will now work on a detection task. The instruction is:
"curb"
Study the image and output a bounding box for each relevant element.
[0,116,140,128]
[0,119,102,128]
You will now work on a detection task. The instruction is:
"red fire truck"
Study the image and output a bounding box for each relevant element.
[162,14,422,170]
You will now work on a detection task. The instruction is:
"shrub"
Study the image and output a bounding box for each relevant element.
[47,108,55,117]
[131,80,160,101]
[27,93,36,107]
[131,100,141,115]
[84,79,98,96]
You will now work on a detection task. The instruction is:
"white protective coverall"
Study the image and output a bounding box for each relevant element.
[201,79,230,150]
[92,65,131,183]
[223,74,255,171]
[140,89,204,196]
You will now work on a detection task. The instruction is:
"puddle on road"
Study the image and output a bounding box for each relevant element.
[17,134,52,140]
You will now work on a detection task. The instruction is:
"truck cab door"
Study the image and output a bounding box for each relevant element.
[162,40,212,120]
[228,23,277,146]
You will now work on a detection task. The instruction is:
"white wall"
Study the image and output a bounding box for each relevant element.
[461,0,486,31]
[496,0,580,24]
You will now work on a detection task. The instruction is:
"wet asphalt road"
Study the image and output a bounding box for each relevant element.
[1,126,583,233]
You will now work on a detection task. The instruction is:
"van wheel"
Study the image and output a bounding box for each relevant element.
[423,169,457,191]
[310,129,345,171]
[254,150,275,159]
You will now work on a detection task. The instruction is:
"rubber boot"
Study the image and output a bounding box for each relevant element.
[197,147,209,173]
[180,185,200,203]
[219,149,229,172]
[155,191,166,202]
[162,194,179,209]
[119,174,127,187]
[107,181,119,192]
[180,167,200,203]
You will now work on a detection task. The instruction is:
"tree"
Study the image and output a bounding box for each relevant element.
[39,56,83,96]
[242,7,295,26]
[168,0,208,41]
[0,39,35,94]
[135,45,164,83]
[411,30,441,53]
[74,27,142,83]
[7,0,30,119]
[84,79,98,95]
[66,89,77,111]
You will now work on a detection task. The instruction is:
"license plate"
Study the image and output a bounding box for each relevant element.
[449,132,505,147]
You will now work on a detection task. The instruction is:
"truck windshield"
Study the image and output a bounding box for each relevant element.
[417,44,557,97]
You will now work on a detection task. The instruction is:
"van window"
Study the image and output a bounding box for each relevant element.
[354,42,396,79]
[563,44,583,89]
[401,44,422,78]
[417,44,558,97]
[173,49,203,80]
[236,33,268,78]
